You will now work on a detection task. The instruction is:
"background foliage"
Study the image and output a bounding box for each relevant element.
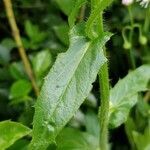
[0,0,150,149]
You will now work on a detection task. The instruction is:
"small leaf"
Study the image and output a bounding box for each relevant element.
[9,62,27,80]
[29,24,111,150]
[22,38,31,49]
[1,38,16,50]
[10,96,33,105]
[132,126,150,150]
[25,20,47,44]
[7,139,29,150]
[68,0,87,27]
[125,99,150,150]
[25,20,37,40]
[32,49,53,79]
[109,65,150,128]
[10,80,32,100]
[53,24,69,46]
[109,94,138,128]
[0,120,31,150]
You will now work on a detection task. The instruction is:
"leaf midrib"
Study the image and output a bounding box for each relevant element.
[46,36,91,125]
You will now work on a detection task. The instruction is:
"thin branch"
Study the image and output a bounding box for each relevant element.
[78,5,86,22]
[98,13,109,150]
[3,0,39,96]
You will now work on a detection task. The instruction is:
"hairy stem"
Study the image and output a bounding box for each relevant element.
[3,0,39,96]
[87,1,111,149]
[98,13,110,150]
[86,0,113,39]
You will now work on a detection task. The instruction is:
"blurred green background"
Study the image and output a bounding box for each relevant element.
[0,0,150,149]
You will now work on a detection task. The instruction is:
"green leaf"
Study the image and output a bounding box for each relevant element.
[8,139,29,150]
[25,20,37,40]
[55,0,76,16]
[10,96,33,105]
[29,24,111,150]
[53,24,69,46]
[125,99,150,150]
[32,49,53,79]
[109,65,150,128]
[9,62,27,80]
[133,126,150,150]
[0,120,31,150]
[68,0,87,27]
[136,96,150,118]
[1,38,16,50]
[25,20,47,45]
[109,94,138,128]
[10,80,32,100]
[55,128,99,150]
[22,38,31,49]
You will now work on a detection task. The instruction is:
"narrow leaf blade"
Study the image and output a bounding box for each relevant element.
[68,0,87,27]
[30,24,111,150]
[109,65,150,128]
[0,121,31,150]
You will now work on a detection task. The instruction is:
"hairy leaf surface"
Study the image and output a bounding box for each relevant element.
[29,24,111,149]
[109,65,150,128]
[0,121,31,150]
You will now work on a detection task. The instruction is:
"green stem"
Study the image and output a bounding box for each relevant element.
[128,6,134,27]
[98,13,110,150]
[3,0,39,96]
[128,6,136,69]
[144,7,150,33]
[78,5,86,22]
[97,13,103,34]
